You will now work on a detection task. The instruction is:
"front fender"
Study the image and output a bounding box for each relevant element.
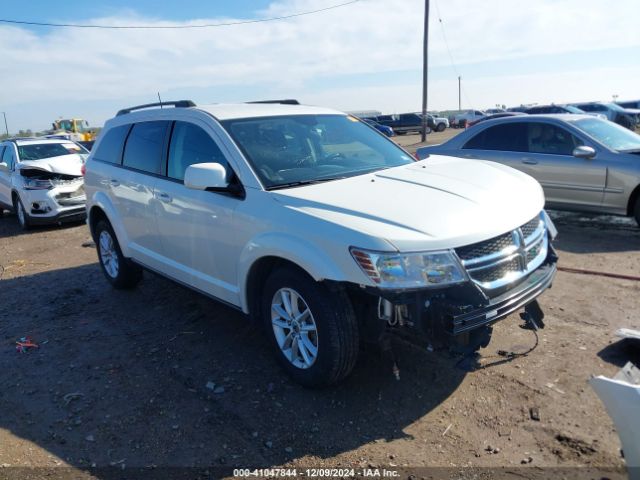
[237,232,368,313]
[88,191,132,258]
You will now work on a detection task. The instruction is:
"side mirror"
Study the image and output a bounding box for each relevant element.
[573,145,596,159]
[184,163,228,191]
[0,161,8,171]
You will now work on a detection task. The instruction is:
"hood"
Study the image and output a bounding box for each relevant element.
[18,154,83,176]
[271,156,545,251]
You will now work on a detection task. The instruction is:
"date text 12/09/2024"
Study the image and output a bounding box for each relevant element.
[233,468,401,478]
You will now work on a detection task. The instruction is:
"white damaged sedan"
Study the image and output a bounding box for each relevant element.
[0,138,87,229]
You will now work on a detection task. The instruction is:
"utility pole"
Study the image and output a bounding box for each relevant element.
[1,112,8,136]
[421,0,430,143]
[458,76,461,111]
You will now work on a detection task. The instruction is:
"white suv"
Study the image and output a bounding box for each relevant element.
[0,138,87,229]
[85,100,558,386]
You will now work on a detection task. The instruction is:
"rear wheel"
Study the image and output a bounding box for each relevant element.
[95,220,142,289]
[261,266,359,387]
[13,195,31,230]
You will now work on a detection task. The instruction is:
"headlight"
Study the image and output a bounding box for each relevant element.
[541,210,557,240]
[350,248,467,289]
[23,178,53,190]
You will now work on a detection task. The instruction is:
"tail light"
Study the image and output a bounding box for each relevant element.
[81,163,86,176]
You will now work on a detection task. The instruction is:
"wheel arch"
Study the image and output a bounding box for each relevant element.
[244,256,306,323]
[239,234,358,317]
[87,193,131,257]
[627,183,640,216]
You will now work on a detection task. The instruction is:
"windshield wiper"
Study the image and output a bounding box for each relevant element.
[266,176,347,191]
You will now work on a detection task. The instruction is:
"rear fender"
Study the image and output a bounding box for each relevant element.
[88,191,131,258]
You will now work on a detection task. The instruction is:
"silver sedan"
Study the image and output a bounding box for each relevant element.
[417,114,640,226]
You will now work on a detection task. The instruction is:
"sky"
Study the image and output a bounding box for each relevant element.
[0,0,639,132]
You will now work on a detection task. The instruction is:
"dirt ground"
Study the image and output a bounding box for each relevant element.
[1,141,639,479]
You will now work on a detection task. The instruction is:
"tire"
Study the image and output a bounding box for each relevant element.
[436,122,446,132]
[634,196,640,227]
[13,195,31,230]
[94,219,142,289]
[261,266,359,387]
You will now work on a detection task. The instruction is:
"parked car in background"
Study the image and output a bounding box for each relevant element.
[85,100,557,386]
[526,104,584,115]
[525,104,607,120]
[453,109,486,126]
[375,113,427,135]
[425,113,449,132]
[362,118,395,137]
[572,102,638,130]
[0,138,87,229]
[417,115,640,226]
[507,106,531,113]
[616,99,640,110]
[468,112,526,127]
[485,108,506,114]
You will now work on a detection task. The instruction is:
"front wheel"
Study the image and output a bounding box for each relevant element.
[436,122,446,132]
[634,197,640,227]
[13,196,31,230]
[262,266,359,387]
[94,220,142,289]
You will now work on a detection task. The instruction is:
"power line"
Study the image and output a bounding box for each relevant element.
[433,0,473,108]
[0,0,360,29]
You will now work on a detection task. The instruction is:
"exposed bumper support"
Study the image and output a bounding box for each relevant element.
[448,261,556,335]
[27,206,86,225]
[350,246,558,351]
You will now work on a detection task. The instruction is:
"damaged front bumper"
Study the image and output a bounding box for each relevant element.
[348,245,558,352]
[19,179,86,225]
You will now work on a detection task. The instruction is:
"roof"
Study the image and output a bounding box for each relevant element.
[196,103,345,120]
[13,138,75,146]
[484,113,592,122]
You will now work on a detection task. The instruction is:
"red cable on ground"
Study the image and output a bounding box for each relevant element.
[558,266,640,282]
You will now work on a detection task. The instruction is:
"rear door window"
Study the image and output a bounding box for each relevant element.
[167,122,228,181]
[463,123,528,152]
[92,125,131,164]
[122,121,170,175]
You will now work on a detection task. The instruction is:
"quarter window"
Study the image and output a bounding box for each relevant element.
[92,125,130,164]
[122,121,170,174]
[167,122,228,181]
[463,123,528,152]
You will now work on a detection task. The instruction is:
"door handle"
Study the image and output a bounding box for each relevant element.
[157,192,172,203]
[109,179,120,187]
[522,159,538,165]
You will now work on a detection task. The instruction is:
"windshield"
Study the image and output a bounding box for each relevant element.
[565,105,585,114]
[222,114,414,189]
[17,143,84,161]
[574,118,640,152]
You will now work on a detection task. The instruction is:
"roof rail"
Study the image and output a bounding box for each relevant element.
[6,136,41,142]
[246,99,300,105]
[116,100,196,116]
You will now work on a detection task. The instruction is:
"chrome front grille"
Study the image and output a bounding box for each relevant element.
[455,214,548,291]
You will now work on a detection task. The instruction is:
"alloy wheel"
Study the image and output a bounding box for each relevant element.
[99,230,119,278]
[271,287,319,369]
